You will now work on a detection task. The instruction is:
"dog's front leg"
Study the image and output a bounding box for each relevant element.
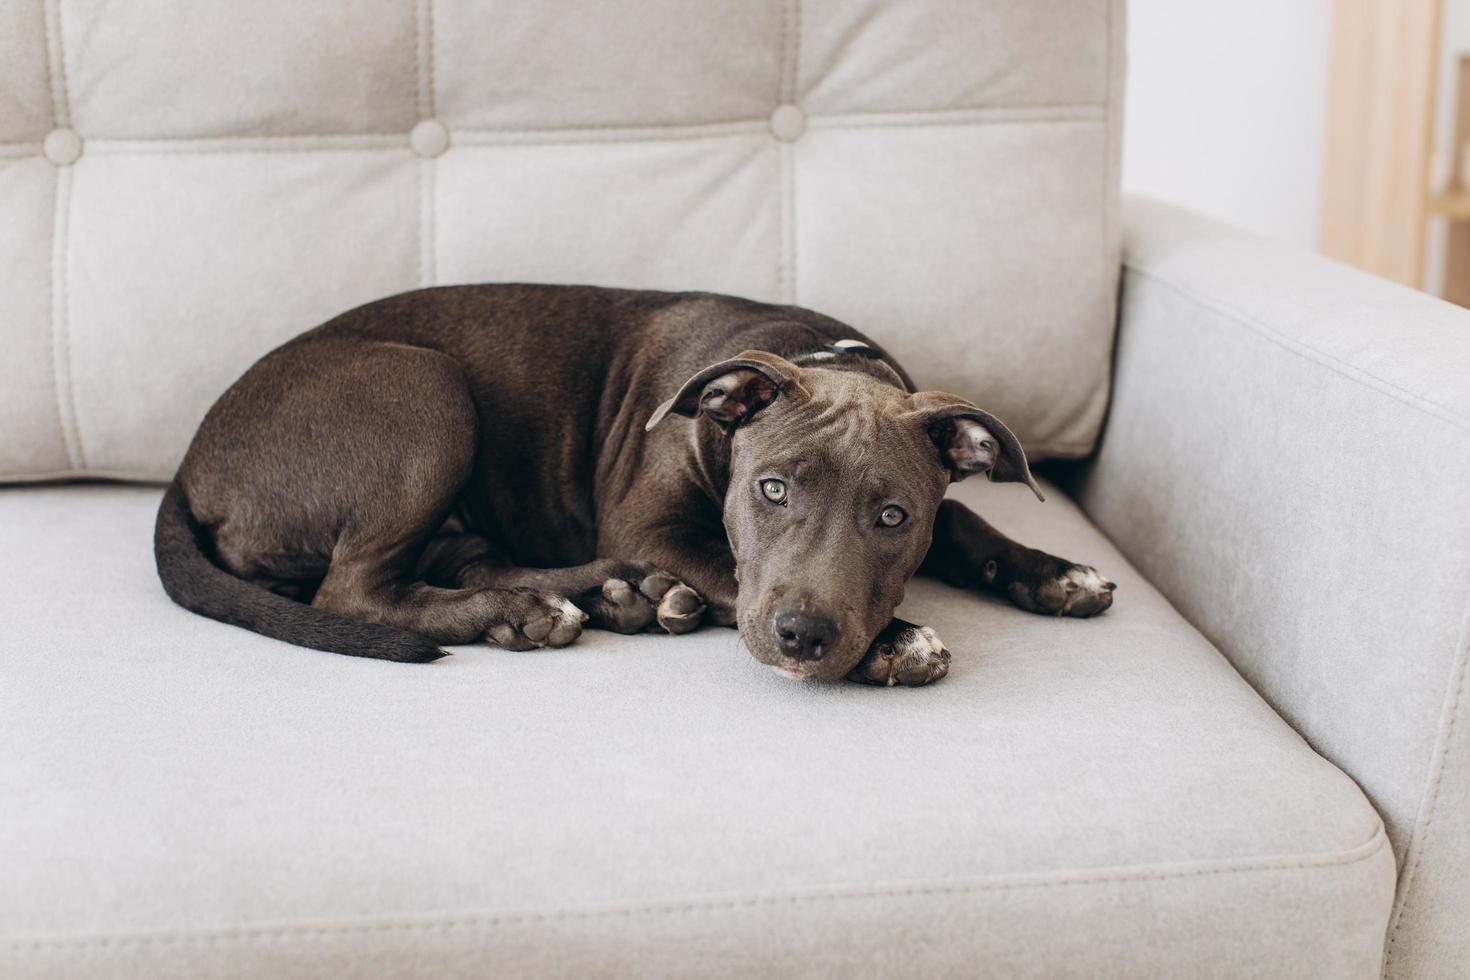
[418,530,707,637]
[613,522,740,629]
[922,500,1116,617]
[847,618,952,687]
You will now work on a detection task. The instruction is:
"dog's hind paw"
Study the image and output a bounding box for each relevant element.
[486,591,586,651]
[1006,561,1115,618]
[592,570,705,635]
[849,619,951,687]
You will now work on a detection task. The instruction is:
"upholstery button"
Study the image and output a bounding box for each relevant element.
[769,104,805,142]
[43,127,82,165]
[410,119,450,158]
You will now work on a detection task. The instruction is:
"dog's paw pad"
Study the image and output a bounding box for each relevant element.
[592,571,704,634]
[1009,563,1115,618]
[540,596,587,646]
[488,593,585,650]
[656,583,705,634]
[851,623,951,687]
[629,571,705,634]
[599,577,657,633]
[487,622,535,651]
[638,573,677,601]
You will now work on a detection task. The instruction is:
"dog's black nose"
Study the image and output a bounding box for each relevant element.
[772,609,838,660]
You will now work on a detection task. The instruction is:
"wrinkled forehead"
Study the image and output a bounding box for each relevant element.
[737,371,944,488]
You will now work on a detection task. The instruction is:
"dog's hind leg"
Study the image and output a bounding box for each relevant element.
[418,533,705,636]
[312,560,584,652]
[191,337,586,653]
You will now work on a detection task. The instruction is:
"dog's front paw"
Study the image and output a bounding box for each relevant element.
[486,590,586,650]
[641,572,706,634]
[594,571,705,635]
[849,619,951,687]
[1006,561,1115,618]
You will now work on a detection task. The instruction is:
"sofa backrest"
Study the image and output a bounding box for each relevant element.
[0,0,1123,482]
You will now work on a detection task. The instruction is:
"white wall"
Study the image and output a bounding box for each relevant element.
[1122,0,1332,250]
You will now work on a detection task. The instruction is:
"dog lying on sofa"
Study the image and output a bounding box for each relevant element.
[155,286,1114,686]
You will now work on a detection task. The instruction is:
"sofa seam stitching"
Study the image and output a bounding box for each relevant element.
[19,104,1101,149]
[784,0,802,304]
[428,0,438,284]
[54,0,85,468]
[777,0,793,106]
[84,134,413,146]
[783,144,796,304]
[1085,0,1115,463]
[792,0,802,106]
[1382,592,1470,976]
[41,0,84,473]
[53,0,73,127]
[1100,0,1110,262]
[793,0,801,305]
[0,112,1110,163]
[776,151,786,302]
[775,0,791,303]
[2,826,1390,952]
[39,0,68,473]
[413,0,431,288]
[422,158,436,287]
[414,0,433,122]
[42,0,70,127]
[55,166,86,469]
[83,144,417,156]
[415,159,427,288]
[43,169,73,472]
[1123,263,1470,435]
[805,114,1102,131]
[1100,0,1115,323]
[425,0,437,120]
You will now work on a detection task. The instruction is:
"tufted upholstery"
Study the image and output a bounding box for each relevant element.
[0,0,1123,482]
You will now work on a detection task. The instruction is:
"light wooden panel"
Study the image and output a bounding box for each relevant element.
[1319,0,1442,287]
[1438,55,1470,305]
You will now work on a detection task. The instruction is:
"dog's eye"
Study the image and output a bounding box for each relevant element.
[878,505,907,527]
[760,479,788,504]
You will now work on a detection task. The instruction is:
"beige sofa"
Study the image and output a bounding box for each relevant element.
[2,2,1467,977]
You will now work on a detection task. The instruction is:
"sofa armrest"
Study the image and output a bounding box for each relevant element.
[1070,198,1470,978]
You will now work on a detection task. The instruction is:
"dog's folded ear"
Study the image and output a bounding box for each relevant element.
[903,392,1044,501]
[646,350,806,431]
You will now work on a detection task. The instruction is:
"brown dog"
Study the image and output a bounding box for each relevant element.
[155,285,1114,685]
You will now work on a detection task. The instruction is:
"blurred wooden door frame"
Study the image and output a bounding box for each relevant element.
[1438,56,1470,305]
[1319,0,1442,288]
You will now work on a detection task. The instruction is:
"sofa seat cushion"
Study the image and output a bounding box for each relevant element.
[0,478,1393,979]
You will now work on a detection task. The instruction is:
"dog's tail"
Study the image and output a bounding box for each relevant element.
[154,479,446,662]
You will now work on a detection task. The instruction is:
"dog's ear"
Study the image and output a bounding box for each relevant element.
[903,392,1044,501]
[646,350,806,431]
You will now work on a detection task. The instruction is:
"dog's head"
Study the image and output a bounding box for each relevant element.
[647,349,1041,680]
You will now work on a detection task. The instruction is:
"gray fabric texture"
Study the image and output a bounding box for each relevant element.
[1071,197,1470,980]
[0,478,1393,978]
[0,0,1123,482]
